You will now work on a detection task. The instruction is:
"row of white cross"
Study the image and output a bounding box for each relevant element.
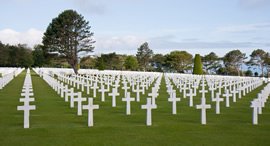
[165,73,264,125]
[0,68,24,90]
[251,83,270,125]
[35,68,100,127]
[17,69,36,128]
[36,68,163,126]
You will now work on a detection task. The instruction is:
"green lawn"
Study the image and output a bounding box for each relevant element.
[0,70,270,146]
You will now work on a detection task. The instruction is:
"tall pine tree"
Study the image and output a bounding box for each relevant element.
[193,54,203,75]
[43,9,95,74]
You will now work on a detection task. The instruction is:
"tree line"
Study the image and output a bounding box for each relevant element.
[79,42,270,77]
[0,40,269,77]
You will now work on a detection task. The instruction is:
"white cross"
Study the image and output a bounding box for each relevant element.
[82,98,99,127]
[199,79,208,99]
[168,91,180,114]
[196,97,211,125]
[141,98,157,126]
[21,91,34,98]
[231,88,238,103]
[17,103,36,128]
[167,85,174,99]
[65,88,73,102]
[251,99,260,125]
[238,87,242,99]
[148,87,159,106]
[181,84,188,98]
[85,80,91,95]
[208,84,215,101]
[73,92,87,116]
[223,89,232,107]
[108,88,119,107]
[192,82,199,96]
[19,97,35,104]
[98,84,106,102]
[122,83,130,97]
[257,94,263,114]
[70,91,81,108]
[91,82,99,98]
[22,87,33,94]
[134,84,142,102]
[122,92,135,115]
[186,88,195,107]
[57,81,61,94]
[61,84,67,98]
[140,83,146,94]
[212,93,224,114]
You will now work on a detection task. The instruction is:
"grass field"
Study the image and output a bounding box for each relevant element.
[0,70,270,146]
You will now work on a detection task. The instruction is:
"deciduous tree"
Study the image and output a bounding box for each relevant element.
[223,50,246,76]
[165,51,193,73]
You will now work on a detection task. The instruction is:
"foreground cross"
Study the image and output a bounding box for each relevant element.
[17,103,36,128]
[196,97,211,125]
[82,98,99,127]
[141,98,157,126]
[122,92,135,115]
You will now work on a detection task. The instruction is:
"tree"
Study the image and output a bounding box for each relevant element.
[193,54,203,75]
[245,70,253,77]
[32,45,45,67]
[264,52,270,77]
[95,57,105,70]
[165,51,193,73]
[99,53,125,70]
[151,54,165,72]
[223,50,246,76]
[43,9,95,74]
[80,56,96,69]
[247,49,267,77]
[124,55,138,71]
[0,42,8,66]
[136,42,153,71]
[202,52,221,74]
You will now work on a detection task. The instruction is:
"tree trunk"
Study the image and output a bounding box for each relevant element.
[72,64,78,74]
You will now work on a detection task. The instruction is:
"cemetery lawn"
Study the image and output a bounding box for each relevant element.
[1,71,270,146]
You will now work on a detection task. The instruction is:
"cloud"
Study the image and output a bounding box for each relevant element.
[147,34,269,55]
[238,0,270,9]
[72,0,107,15]
[0,28,43,48]
[215,22,270,33]
[0,28,267,56]
[94,35,147,54]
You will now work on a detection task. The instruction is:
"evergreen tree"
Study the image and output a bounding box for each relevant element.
[136,42,153,71]
[43,9,95,74]
[193,54,203,75]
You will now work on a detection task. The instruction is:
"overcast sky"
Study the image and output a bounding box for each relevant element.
[0,0,270,56]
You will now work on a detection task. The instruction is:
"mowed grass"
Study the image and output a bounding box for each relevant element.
[0,70,270,146]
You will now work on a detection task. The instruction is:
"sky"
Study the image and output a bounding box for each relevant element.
[0,0,270,56]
